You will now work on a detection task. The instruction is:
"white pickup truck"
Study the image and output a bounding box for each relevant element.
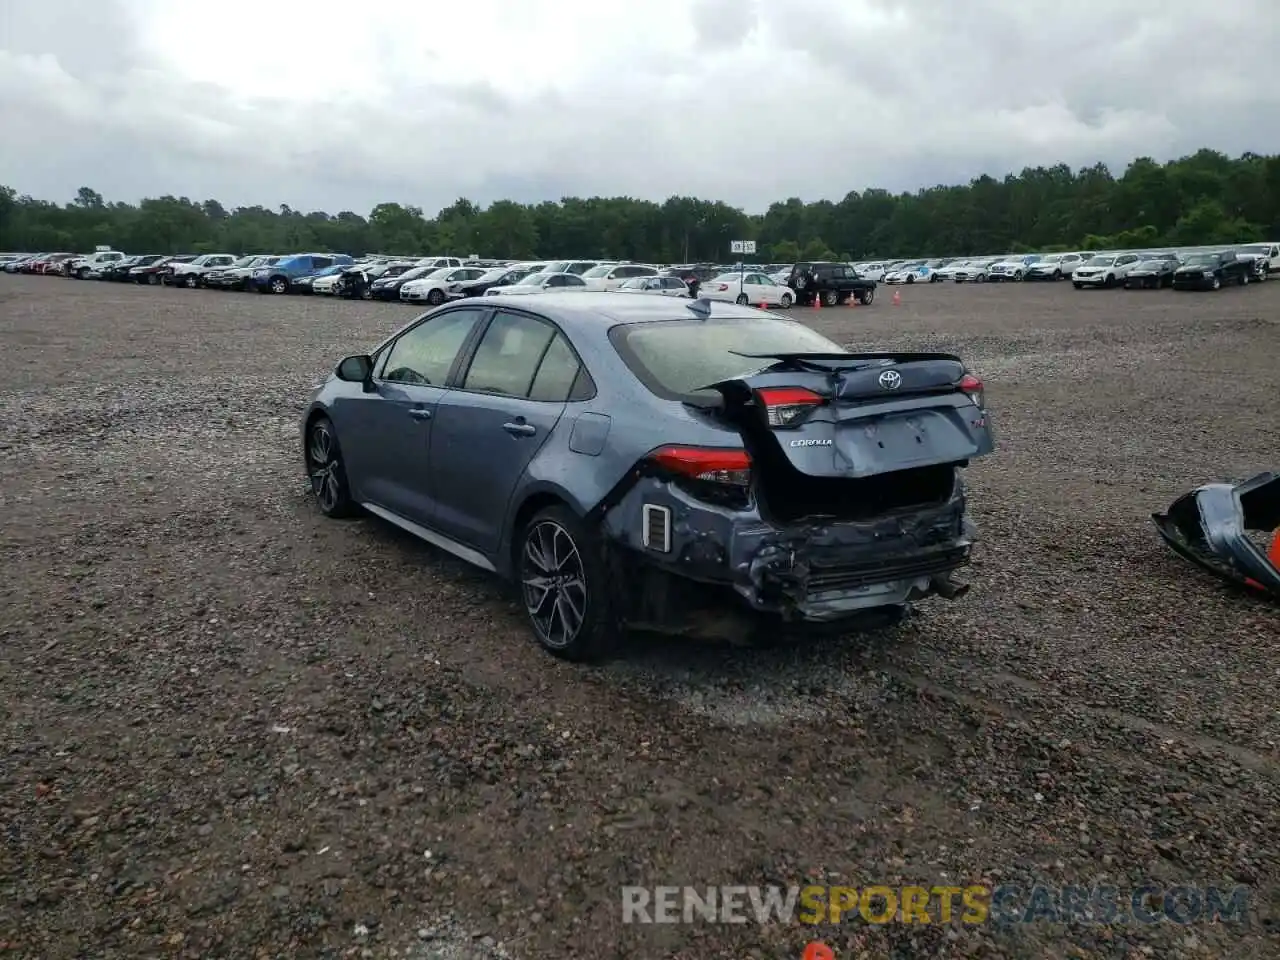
[1235,241,1278,280]
[67,249,125,279]
[167,253,237,287]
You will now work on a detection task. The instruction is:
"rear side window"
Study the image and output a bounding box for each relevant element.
[528,334,595,402]
[463,312,556,397]
[610,317,845,401]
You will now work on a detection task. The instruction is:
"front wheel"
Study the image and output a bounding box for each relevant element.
[976,274,986,283]
[1211,276,1221,290]
[519,506,616,662]
[77,267,90,280]
[906,275,915,284]
[1053,270,1062,281]
[779,292,793,308]
[426,288,445,306]
[1013,270,1023,281]
[305,416,359,518]
[1103,274,1116,288]
[858,289,874,305]
[185,273,201,288]
[1072,282,1083,289]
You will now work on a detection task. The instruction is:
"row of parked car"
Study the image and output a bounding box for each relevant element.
[0,250,876,308]
[844,244,1279,289]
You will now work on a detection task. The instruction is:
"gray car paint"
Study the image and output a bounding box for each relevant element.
[303,292,994,623]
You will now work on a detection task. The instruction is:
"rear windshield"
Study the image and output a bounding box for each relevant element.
[610,317,846,400]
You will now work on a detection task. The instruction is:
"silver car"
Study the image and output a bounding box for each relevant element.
[302,294,995,660]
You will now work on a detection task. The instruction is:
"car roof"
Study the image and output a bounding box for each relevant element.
[479,291,761,330]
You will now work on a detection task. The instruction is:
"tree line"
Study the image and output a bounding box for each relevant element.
[1,149,1277,264]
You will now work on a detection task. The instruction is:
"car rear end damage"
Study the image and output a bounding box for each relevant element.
[1153,472,1280,600]
[597,351,994,629]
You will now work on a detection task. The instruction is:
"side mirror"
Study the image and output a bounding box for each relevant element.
[336,354,374,391]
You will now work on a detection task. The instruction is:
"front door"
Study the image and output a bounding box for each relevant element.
[343,307,487,524]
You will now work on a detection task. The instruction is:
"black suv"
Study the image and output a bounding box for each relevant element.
[786,262,877,306]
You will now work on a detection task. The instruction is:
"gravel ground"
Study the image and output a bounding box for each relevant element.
[1,274,1278,959]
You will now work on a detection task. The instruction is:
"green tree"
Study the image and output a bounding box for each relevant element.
[1,149,1275,260]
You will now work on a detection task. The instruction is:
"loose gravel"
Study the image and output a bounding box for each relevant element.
[2,275,1278,959]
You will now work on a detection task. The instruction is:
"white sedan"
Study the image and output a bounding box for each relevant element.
[616,276,691,297]
[399,266,489,305]
[484,272,589,296]
[699,271,794,307]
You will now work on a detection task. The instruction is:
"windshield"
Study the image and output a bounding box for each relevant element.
[1238,244,1270,254]
[514,273,548,286]
[475,269,507,282]
[1184,254,1218,265]
[228,256,256,268]
[618,279,645,289]
[610,316,846,400]
[541,262,570,273]
[1083,256,1114,267]
[1039,254,1062,263]
[582,265,612,278]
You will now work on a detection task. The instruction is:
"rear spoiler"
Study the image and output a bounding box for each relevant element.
[729,351,965,369]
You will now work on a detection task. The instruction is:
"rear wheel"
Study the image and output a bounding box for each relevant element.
[269,276,289,294]
[519,505,616,662]
[779,292,793,308]
[858,289,874,305]
[822,290,839,306]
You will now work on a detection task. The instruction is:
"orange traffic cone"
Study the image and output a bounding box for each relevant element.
[760,299,768,309]
[892,290,901,306]
[848,294,857,307]
[1269,528,1280,567]
[813,294,821,310]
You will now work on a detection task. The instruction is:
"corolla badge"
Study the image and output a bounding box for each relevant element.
[878,369,902,390]
[789,438,833,447]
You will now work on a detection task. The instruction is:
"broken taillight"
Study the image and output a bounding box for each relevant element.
[756,386,825,427]
[957,373,984,407]
[647,446,752,486]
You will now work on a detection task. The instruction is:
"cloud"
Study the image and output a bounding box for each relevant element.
[1,0,1277,216]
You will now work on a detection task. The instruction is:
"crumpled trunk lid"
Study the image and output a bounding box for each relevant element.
[702,352,994,479]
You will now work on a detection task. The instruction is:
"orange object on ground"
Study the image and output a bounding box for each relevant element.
[892,290,902,306]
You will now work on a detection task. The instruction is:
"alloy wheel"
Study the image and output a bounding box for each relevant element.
[307,421,342,512]
[521,521,587,649]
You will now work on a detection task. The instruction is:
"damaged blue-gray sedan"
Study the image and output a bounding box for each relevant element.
[301,293,995,660]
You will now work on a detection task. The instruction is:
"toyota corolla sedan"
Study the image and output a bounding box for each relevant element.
[301,294,994,660]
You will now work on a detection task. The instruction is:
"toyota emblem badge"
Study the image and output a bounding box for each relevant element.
[878,369,902,390]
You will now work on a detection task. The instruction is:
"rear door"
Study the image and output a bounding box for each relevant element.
[428,310,574,552]
[707,354,993,478]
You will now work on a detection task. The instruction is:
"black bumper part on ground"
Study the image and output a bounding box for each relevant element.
[1152,472,1280,598]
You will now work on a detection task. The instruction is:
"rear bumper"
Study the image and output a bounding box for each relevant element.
[601,475,974,626]
[1153,473,1280,599]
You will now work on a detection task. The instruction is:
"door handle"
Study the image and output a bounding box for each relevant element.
[408,408,432,420]
[502,421,536,437]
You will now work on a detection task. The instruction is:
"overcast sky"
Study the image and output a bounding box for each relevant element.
[2,0,1277,217]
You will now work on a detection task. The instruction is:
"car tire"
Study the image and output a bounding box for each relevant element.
[1211,276,1221,290]
[426,288,445,306]
[1240,271,1249,286]
[518,505,617,662]
[269,276,289,294]
[735,293,749,305]
[305,416,360,519]
[780,292,793,308]
[822,290,839,306]
[1053,269,1062,280]
[183,273,199,288]
[906,275,914,284]
[1072,282,1083,289]
[77,267,90,280]
[858,289,874,305]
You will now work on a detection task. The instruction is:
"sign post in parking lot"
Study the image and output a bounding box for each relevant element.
[731,240,756,300]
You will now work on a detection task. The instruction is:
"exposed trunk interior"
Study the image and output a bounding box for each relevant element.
[742,418,958,522]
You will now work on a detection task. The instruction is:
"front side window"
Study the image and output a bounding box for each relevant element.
[379,309,484,386]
